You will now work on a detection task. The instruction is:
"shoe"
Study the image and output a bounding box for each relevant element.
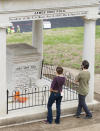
[83,116,92,119]
[74,115,80,118]
[55,120,60,124]
[55,121,60,124]
[43,120,52,124]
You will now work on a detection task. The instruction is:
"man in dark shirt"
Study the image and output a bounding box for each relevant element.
[45,67,65,124]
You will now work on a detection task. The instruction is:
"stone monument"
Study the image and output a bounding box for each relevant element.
[7,43,42,91]
[0,0,99,117]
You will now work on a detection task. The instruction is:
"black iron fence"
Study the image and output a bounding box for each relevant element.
[41,62,56,80]
[7,63,78,113]
[41,63,78,89]
[7,85,50,113]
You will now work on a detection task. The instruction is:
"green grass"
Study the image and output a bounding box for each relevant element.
[96,26,100,38]
[43,27,84,45]
[7,26,100,74]
[7,32,32,44]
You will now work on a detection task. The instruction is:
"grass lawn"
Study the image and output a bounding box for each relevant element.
[7,26,100,74]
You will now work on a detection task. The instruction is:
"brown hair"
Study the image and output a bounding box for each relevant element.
[82,60,89,69]
[56,66,63,74]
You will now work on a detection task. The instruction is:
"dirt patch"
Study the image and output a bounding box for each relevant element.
[96,39,100,53]
[94,93,100,101]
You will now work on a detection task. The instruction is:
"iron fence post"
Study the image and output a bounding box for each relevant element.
[7,90,9,114]
[40,59,44,79]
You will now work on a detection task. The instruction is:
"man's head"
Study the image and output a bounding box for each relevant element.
[56,66,63,75]
[81,60,89,70]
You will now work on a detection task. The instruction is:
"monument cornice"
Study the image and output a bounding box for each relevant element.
[8,7,89,22]
[0,0,99,13]
[0,0,99,22]
[0,4,99,14]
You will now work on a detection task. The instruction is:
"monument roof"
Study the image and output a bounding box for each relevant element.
[0,0,99,13]
[0,0,99,24]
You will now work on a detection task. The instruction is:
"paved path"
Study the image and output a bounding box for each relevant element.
[95,74,100,94]
[0,108,100,131]
[65,123,100,131]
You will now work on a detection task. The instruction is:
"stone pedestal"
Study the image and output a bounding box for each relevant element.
[7,43,42,91]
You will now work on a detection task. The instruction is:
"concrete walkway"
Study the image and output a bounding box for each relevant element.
[65,123,100,131]
[0,107,100,131]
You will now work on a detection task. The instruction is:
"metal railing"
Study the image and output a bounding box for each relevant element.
[7,63,78,113]
[7,85,50,113]
[41,62,78,90]
[7,85,78,113]
[41,62,56,80]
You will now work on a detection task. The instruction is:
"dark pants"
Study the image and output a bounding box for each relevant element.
[76,94,92,117]
[47,92,62,123]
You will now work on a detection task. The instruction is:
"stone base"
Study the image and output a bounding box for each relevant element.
[0,100,99,126]
[4,78,98,127]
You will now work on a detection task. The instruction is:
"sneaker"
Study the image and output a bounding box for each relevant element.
[74,115,80,118]
[55,121,60,124]
[55,119,60,124]
[83,116,92,119]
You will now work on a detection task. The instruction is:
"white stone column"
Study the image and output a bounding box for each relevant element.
[32,20,43,59]
[83,19,96,103]
[32,20,43,79]
[0,27,7,115]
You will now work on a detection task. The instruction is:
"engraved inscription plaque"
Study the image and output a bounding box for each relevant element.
[7,44,42,91]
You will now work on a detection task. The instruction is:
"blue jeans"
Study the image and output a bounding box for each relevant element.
[76,94,92,117]
[47,92,62,123]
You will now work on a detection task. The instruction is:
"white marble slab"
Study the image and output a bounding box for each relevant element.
[7,44,42,91]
